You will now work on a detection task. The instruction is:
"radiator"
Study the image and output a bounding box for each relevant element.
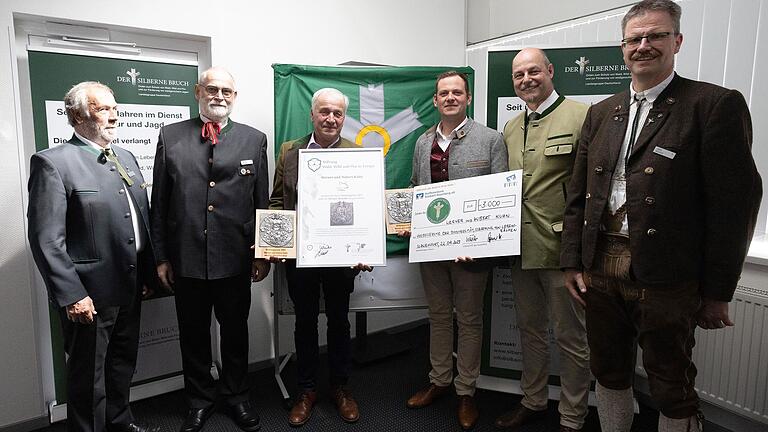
[691,263,768,425]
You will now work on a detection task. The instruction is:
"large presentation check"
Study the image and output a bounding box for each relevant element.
[409,170,522,263]
[297,147,386,267]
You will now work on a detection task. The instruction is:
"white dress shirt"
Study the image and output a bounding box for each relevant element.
[435,116,469,152]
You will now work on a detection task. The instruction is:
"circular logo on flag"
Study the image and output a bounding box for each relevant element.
[426,198,450,224]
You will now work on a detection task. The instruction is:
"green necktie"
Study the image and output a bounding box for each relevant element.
[103,148,134,186]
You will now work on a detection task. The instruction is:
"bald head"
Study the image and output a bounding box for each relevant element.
[512,48,555,111]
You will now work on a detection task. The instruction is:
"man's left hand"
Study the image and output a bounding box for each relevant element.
[351,263,373,272]
[252,259,271,282]
[696,299,734,329]
[141,285,154,299]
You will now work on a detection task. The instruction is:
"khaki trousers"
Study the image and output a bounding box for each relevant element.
[511,262,591,429]
[420,261,489,396]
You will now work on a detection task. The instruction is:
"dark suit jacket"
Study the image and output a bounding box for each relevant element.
[27,136,155,308]
[269,134,358,211]
[560,74,762,301]
[151,117,268,280]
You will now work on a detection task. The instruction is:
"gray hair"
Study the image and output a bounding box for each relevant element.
[311,88,349,113]
[63,81,113,126]
[622,0,682,35]
[198,66,236,86]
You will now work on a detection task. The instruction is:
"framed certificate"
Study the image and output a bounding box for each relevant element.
[255,209,297,259]
[385,188,413,234]
[409,170,522,263]
[296,148,386,267]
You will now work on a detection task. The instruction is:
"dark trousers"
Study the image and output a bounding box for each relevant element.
[174,273,251,408]
[59,294,141,432]
[285,262,354,390]
[585,234,702,418]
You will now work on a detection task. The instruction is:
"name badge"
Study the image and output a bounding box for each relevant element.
[653,146,676,160]
[240,159,253,166]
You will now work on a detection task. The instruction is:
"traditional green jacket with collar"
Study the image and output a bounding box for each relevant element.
[505,96,588,269]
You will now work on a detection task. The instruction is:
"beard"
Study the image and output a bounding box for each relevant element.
[199,101,232,122]
[82,120,116,145]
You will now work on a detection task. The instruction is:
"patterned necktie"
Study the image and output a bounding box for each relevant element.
[201,121,221,145]
[103,148,134,186]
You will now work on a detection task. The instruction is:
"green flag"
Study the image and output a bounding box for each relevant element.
[273,64,474,254]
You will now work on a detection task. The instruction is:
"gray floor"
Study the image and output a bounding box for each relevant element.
[36,324,733,432]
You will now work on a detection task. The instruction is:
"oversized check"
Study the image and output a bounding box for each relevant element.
[409,170,522,263]
[297,147,386,267]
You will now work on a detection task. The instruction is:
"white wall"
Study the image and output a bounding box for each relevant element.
[0,0,465,428]
[467,0,634,44]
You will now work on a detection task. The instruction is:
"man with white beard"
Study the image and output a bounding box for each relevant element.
[151,67,270,432]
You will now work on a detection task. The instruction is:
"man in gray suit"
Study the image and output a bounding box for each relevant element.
[28,81,158,432]
[151,67,269,432]
[405,71,508,430]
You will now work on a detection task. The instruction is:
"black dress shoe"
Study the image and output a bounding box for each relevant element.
[113,423,160,432]
[230,401,261,431]
[180,406,215,432]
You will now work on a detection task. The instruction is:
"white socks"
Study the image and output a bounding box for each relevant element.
[658,413,702,432]
[595,382,634,432]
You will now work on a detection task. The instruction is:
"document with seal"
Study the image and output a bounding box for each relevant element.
[297,148,386,267]
[409,170,522,263]
[255,209,297,259]
[385,188,413,234]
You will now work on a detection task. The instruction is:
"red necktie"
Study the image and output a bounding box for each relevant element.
[201,121,221,145]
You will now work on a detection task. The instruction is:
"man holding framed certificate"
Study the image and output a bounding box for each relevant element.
[404,71,508,430]
[269,88,372,427]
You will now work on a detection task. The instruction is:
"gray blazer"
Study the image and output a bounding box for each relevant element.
[411,118,508,186]
[27,136,155,308]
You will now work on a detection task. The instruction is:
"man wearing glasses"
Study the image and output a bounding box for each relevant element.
[560,1,761,431]
[151,67,270,432]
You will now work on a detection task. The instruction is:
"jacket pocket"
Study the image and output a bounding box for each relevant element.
[68,188,100,261]
[543,142,573,156]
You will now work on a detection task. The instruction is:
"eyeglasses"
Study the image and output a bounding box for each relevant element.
[621,32,675,48]
[202,85,235,98]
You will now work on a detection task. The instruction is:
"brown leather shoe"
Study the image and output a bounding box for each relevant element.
[331,386,359,423]
[457,395,479,430]
[288,391,316,427]
[406,384,451,408]
[494,404,547,429]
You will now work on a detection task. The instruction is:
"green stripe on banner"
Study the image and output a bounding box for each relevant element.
[273,64,474,255]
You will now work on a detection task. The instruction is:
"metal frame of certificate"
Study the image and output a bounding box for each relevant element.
[296,148,386,267]
[409,170,522,263]
[255,209,297,259]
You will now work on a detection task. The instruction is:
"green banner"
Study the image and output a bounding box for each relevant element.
[481,45,630,383]
[28,51,198,403]
[486,45,630,130]
[273,64,474,254]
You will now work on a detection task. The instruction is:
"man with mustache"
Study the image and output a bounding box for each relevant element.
[269,88,371,427]
[493,48,590,432]
[405,71,508,430]
[28,81,158,432]
[151,67,270,432]
[560,1,761,431]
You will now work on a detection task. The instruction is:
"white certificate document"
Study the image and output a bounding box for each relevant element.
[409,170,522,263]
[297,148,386,267]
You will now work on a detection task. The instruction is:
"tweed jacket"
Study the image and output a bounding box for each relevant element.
[410,118,508,187]
[505,96,588,269]
[151,117,269,280]
[269,134,359,211]
[560,74,762,301]
[28,136,156,308]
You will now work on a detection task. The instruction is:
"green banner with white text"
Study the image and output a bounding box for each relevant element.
[273,64,474,254]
